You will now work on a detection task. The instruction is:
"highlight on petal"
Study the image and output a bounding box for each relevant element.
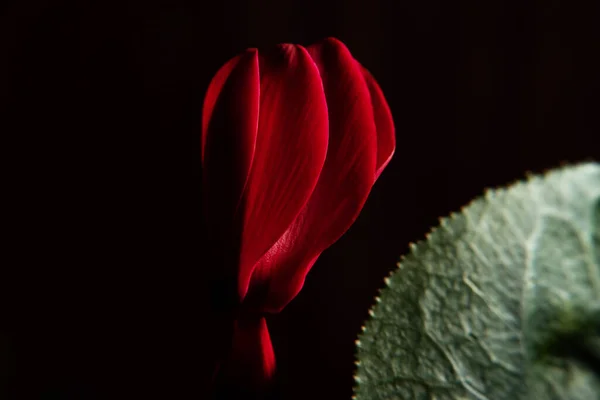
[360,66,395,179]
[244,37,384,313]
[201,49,260,246]
[237,44,329,301]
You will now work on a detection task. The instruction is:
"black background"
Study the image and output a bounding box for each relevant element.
[1,0,598,399]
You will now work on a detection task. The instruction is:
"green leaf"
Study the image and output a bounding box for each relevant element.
[354,163,600,400]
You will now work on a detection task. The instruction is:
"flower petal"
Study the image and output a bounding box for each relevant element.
[361,66,396,179]
[237,44,329,300]
[219,316,276,391]
[201,49,260,248]
[245,38,382,312]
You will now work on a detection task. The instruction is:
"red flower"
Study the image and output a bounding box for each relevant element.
[201,37,395,390]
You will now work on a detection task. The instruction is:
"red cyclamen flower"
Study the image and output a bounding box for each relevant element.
[201,37,395,389]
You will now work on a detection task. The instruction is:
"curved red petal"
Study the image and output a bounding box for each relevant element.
[245,37,380,312]
[220,316,276,390]
[237,44,329,300]
[201,49,260,247]
[361,66,396,179]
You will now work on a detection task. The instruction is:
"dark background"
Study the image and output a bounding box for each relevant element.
[1,0,598,399]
